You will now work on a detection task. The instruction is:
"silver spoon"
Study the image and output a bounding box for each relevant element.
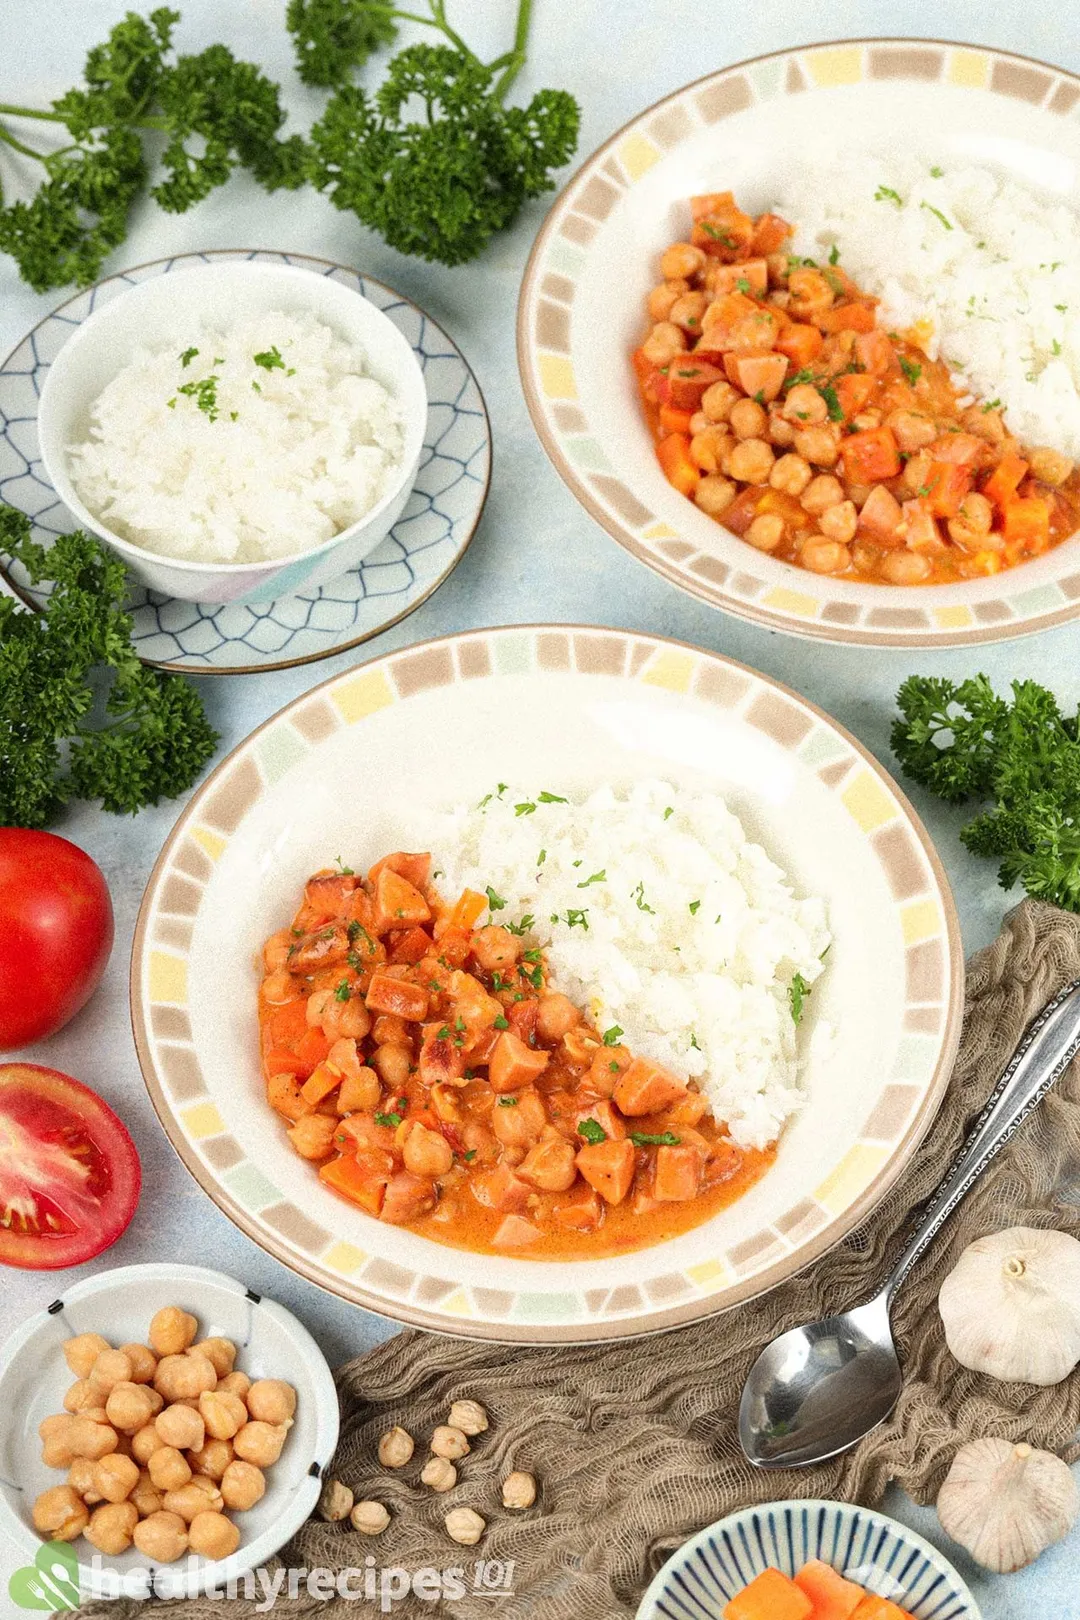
[739,975,1080,1469]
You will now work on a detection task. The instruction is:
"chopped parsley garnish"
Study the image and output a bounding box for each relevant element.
[538,790,567,803]
[577,869,606,888]
[497,1096,518,1107]
[577,1118,607,1144]
[874,185,903,206]
[899,356,922,387]
[485,885,506,912]
[515,801,536,816]
[920,201,953,231]
[537,849,547,866]
[828,244,840,265]
[602,1026,623,1046]
[820,382,844,423]
[436,1025,451,1041]
[609,1060,620,1073]
[464,1149,477,1163]
[504,914,535,937]
[253,345,286,371]
[629,1131,680,1147]
[981,398,1002,413]
[562,909,589,931]
[334,980,351,1002]
[700,223,736,246]
[374,1111,402,1127]
[789,972,811,1025]
[632,881,655,914]
[334,856,354,874]
[930,165,944,178]
[176,374,220,421]
[688,900,701,915]
[493,1015,509,1030]
[663,807,674,820]
[736,277,751,295]
[785,368,815,389]
[179,346,199,367]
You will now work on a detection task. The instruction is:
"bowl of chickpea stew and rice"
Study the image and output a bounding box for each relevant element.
[518,42,1080,645]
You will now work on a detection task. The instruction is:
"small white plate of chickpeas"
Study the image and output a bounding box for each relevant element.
[0,1263,339,1602]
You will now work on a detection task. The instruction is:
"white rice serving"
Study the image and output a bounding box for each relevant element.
[428,780,831,1150]
[68,311,405,563]
[771,153,1080,456]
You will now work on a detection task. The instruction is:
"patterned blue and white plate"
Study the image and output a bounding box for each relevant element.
[0,250,490,673]
[637,1499,981,1619]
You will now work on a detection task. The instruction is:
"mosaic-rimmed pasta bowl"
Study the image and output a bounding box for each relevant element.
[131,626,962,1342]
[519,39,1080,647]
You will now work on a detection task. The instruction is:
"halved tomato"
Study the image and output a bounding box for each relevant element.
[0,1063,141,1269]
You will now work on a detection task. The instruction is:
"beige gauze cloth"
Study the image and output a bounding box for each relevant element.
[86,899,1080,1618]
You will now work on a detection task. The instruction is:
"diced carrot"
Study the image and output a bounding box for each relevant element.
[631,346,654,383]
[710,257,770,297]
[924,461,972,519]
[367,851,431,889]
[380,1170,437,1225]
[319,1149,393,1214]
[854,329,896,377]
[267,1071,309,1122]
[470,1162,531,1212]
[984,449,1029,509]
[334,1112,397,1156]
[552,1186,603,1231]
[301,1060,345,1107]
[690,192,755,258]
[364,972,428,1022]
[507,997,540,1044]
[575,1139,635,1205]
[446,888,489,933]
[835,372,877,421]
[701,291,768,347]
[489,1030,551,1093]
[372,867,431,934]
[656,432,700,498]
[271,1026,332,1081]
[667,1090,709,1126]
[755,488,814,530]
[775,321,823,369]
[659,403,695,435]
[492,1214,542,1248]
[900,498,944,552]
[653,1144,702,1201]
[302,870,357,922]
[928,432,985,467]
[659,359,726,410]
[418,1023,466,1086]
[793,1559,865,1620]
[857,484,903,539]
[840,425,901,483]
[849,1599,890,1620]
[719,486,764,535]
[388,926,433,965]
[724,1569,813,1620]
[576,1099,627,1141]
[750,212,792,255]
[733,350,789,402]
[614,1056,688,1116]
[817,301,877,334]
[435,927,472,968]
[1002,495,1051,552]
[264,998,309,1048]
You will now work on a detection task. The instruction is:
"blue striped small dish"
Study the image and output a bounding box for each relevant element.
[637,1500,980,1620]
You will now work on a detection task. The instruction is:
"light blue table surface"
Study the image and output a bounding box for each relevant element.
[1,1,1077,1612]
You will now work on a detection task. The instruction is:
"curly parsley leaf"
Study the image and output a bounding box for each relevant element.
[286,0,398,86]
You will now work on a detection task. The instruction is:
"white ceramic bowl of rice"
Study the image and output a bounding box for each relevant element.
[37,261,427,604]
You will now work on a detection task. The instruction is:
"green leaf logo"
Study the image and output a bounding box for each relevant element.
[8,1542,80,1611]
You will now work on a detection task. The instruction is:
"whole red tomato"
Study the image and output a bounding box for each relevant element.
[0,829,114,1049]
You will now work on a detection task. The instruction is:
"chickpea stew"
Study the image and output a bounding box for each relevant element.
[634,193,1080,584]
[258,853,773,1260]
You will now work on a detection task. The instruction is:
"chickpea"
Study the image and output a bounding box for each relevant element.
[149,1307,198,1357]
[745,513,784,553]
[902,449,933,495]
[788,266,835,315]
[880,549,931,583]
[33,1485,88,1542]
[372,1012,409,1047]
[89,1349,134,1394]
[40,1414,76,1468]
[156,1402,205,1452]
[155,1353,217,1402]
[376,1425,414,1469]
[421,1457,457,1492]
[86,1501,138,1556]
[114,1343,156,1385]
[800,474,844,515]
[164,1478,224,1522]
[660,242,705,281]
[371,1043,411,1091]
[793,426,839,468]
[93,1452,140,1504]
[948,490,995,549]
[729,397,768,440]
[132,1424,161,1465]
[233,1421,288,1468]
[287,1112,337,1160]
[725,439,774,485]
[351,1500,390,1536]
[199,1389,248,1441]
[192,1338,237,1379]
[641,321,686,367]
[818,500,858,543]
[783,384,827,426]
[470,925,519,972]
[64,1333,111,1380]
[800,538,851,575]
[850,410,881,433]
[531,994,578,1045]
[222,1460,267,1512]
[769,452,813,497]
[1030,445,1074,485]
[188,1510,240,1560]
[67,1456,102,1503]
[133,1510,189,1563]
[700,380,739,423]
[149,1446,193,1491]
[246,1379,297,1426]
[668,291,708,334]
[767,411,797,448]
[448,1399,489,1436]
[65,1380,101,1415]
[430,1425,470,1461]
[187,1438,233,1481]
[693,474,736,519]
[130,1470,165,1519]
[689,410,709,436]
[261,971,295,1006]
[646,280,685,323]
[960,404,1006,443]
[502,1471,537,1509]
[106,1381,158,1434]
[217,1370,252,1402]
[886,408,937,452]
[403,1121,454,1178]
[68,1418,119,1460]
[689,427,733,475]
[445,1507,485,1546]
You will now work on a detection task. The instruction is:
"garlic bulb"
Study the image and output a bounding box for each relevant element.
[937,1438,1078,1572]
[938,1226,1080,1385]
